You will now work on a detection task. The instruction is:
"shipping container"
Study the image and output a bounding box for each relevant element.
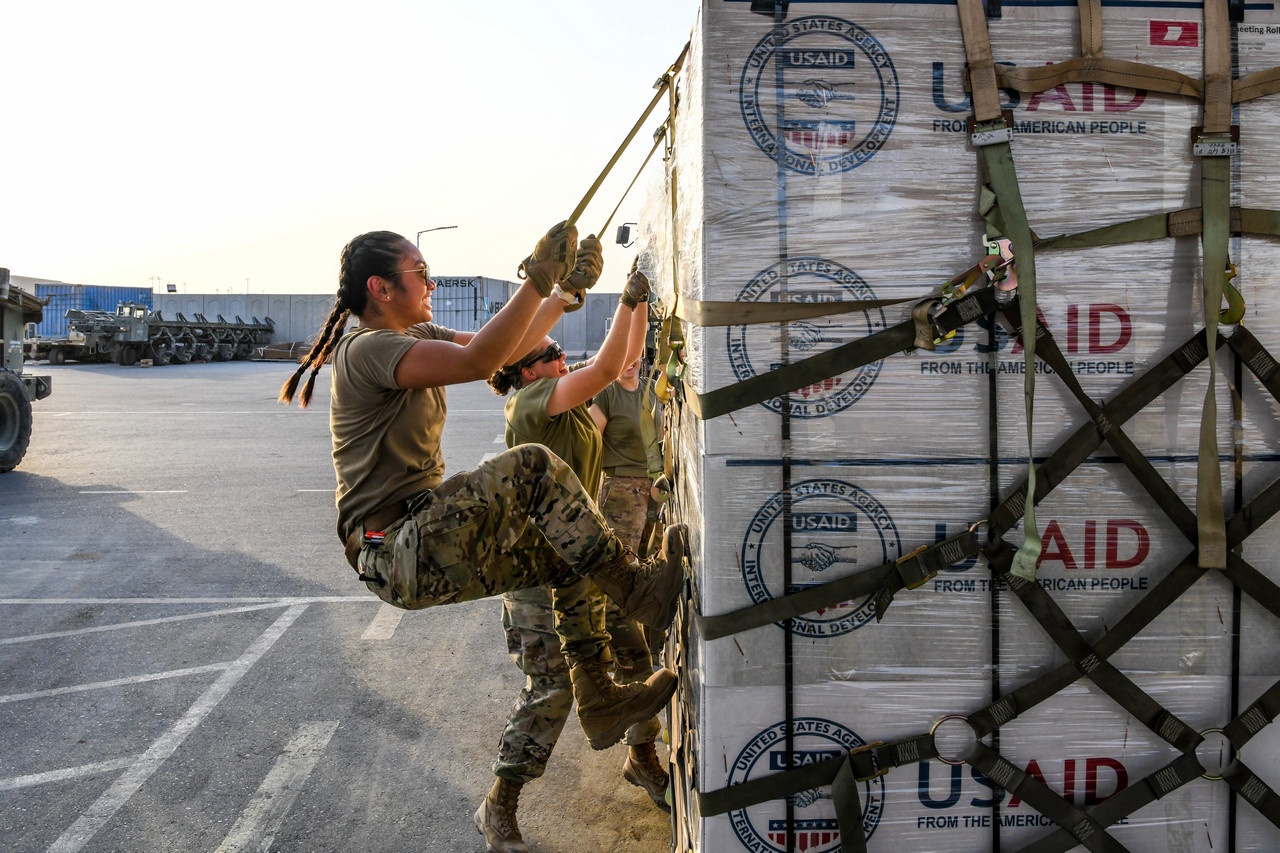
[30,284,153,339]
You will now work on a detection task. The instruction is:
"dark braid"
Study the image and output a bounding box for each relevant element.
[279,231,407,407]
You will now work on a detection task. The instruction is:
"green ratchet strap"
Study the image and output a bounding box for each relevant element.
[1194,0,1233,569]
[959,0,1041,581]
[694,526,982,640]
[676,294,915,327]
[1020,752,1205,853]
[685,284,1002,421]
[566,42,688,228]
[966,743,1126,853]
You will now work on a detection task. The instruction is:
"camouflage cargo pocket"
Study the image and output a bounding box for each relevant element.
[356,517,421,609]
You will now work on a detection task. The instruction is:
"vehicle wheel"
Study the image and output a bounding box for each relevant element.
[48,347,66,365]
[0,370,33,473]
[117,345,138,367]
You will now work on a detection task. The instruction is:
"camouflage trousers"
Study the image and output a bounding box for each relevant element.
[492,474,661,783]
[353,444,622,664]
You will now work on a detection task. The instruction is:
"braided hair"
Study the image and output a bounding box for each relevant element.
[279,231,407,407]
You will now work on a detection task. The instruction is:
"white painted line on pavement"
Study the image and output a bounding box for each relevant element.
[214,721,340,853]
[47,604,308,853]
[78,490,189,495]
[0,602,288,646]
[361,604,405,640]
[0,663,229,705]
[0,758,137,792]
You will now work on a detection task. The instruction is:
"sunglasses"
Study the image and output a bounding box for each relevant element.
[520,341,564,369]
[394,264,432,284]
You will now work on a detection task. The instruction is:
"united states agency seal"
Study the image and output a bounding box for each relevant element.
[740,16,900,175]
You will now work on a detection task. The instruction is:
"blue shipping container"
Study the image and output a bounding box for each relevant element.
[30,284,154,339]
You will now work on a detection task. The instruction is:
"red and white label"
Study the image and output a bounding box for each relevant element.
[1150,20,1199,47]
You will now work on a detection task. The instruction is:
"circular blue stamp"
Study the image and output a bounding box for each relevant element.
[727,717,885,852]
[740,17,900,174]
[727,257,885,418]
[741,478,901,637]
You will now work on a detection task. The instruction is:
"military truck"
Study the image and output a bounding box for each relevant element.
[25,302,274,366]
[0,269,52,473]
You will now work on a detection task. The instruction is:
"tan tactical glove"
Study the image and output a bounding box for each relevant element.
[619,258,650,309]
[518,221,578,298]
[562,234,603,294]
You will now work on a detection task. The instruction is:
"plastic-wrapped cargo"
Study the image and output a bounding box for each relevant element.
[637,1,1280,850]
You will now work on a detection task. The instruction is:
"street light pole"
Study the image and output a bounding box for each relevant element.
[416,225,458,247]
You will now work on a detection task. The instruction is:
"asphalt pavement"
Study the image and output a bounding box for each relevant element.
[0,360,672,852]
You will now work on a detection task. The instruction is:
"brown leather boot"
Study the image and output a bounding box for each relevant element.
[571,656,677,750]
[473,778,529,853]
[623,742,671,811]
[588,524,687,630]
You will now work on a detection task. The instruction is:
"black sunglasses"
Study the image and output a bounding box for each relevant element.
[520,341,564,369]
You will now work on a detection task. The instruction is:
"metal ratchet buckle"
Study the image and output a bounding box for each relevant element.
[982,234,1018,301]
[849,741,889,780]
[896,544,934,590]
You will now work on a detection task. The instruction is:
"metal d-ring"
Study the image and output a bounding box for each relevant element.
[1197,727,1235,781]
[929,715,972,766]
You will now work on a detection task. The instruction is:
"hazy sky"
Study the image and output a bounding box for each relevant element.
[2,1,699,294]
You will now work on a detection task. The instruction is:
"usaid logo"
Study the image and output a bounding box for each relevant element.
[727,258,885,418]
[1149,20,1199,48]
[729,718,885,852]
[740,17,900,174]
[741,478,901,637]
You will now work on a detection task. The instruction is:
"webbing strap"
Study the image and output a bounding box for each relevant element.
[684,286,1001,421]
[676,294,914,327]
[566,43,687,227]
[993,55,1203,100]
[965,743,1126,852]
[1235,64,1280,102]
[1002,304,1198,542]
[696,749,846,817]
[1223,761,1280,828]
[696,733,938,822]
[694,528,982,641]
[987,331,1216,540]
[1224,678,1280,749]
[968,554,1204,738]
[1196,0,1233,570]
[1229,325,1280,400]
[959,0,1041,580]
[988,543,1203,753]
[1022,752,1205,853]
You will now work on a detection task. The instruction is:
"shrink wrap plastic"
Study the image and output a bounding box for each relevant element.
[638,1,1280,850]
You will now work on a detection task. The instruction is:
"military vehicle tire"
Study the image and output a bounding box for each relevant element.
[0,370,33,473]
[48,347,66,365]
[117,345,139,367]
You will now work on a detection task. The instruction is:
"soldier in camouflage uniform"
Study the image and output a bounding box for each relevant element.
[278,227,686,853]
[590,353,673,808]
[479,260,666,853]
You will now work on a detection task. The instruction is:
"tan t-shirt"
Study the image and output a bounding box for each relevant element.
[330,323,455,542]
[593,379,660,477]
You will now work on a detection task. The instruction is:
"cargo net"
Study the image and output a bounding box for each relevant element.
[673,1,1280,849]
[684,296,1280,852]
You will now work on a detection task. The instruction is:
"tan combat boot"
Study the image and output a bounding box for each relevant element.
[623,741,671,811]
[571,656,677,750]
[473,778,529,853]
[589,524,687,630]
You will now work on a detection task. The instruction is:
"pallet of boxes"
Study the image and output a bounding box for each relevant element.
[636,1,1280,850]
